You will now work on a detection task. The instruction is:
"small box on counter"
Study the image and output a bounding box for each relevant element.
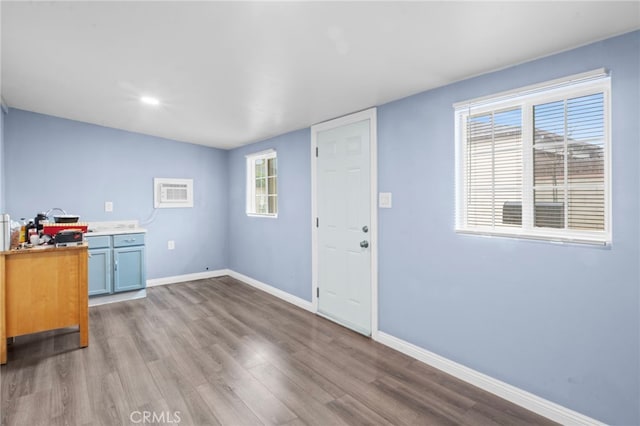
[55,229,84,247]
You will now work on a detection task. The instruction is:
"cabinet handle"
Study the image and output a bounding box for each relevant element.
[114,260,118,271]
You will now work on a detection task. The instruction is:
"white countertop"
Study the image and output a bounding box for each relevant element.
[86,228,147,237]
[85,220,147,237]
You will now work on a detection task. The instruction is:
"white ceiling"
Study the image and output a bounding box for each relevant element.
[2,2,639,149]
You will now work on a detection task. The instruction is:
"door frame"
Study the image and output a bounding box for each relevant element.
[311,107,378,338]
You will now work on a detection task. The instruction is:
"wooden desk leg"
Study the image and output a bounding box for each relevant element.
[79,292,89,347]
[79,250,88,348]
[1,255,6,364]
[79,323,88,347]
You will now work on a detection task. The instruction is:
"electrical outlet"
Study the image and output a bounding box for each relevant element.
[168,240,175,250]
[105,201,113,212]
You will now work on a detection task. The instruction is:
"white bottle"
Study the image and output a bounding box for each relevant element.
[0,214,10,251]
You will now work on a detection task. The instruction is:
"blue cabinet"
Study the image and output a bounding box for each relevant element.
[86,232,146,296]
[88,248,111,296]
[114,246,146,292]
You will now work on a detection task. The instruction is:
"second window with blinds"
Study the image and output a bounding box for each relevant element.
[455,72,610,244]
[246,149,278,217]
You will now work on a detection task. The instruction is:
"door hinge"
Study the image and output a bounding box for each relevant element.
[316,217,319,228]
[315,146,318,157]
[317,287,319,298]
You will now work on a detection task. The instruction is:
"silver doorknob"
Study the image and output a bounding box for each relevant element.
[362,225,368,233]
[360,240,369,248]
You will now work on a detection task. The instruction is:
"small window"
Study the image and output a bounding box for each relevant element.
[246,150,277,217]
[455,70,610,244]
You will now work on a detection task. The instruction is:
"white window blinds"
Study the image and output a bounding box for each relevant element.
[533,93,605,231]
[466,108,522,228]
[455,70,610,244]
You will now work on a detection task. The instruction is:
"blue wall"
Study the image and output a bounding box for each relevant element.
[227,32,639,424]
[376,32,639,425]
[3,30,638,426]
[4,109,229,279]
[227,128,311,301]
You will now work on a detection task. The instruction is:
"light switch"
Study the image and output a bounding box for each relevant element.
[379,192,392,208]
[105,201,113,212]
[168,240,175,250]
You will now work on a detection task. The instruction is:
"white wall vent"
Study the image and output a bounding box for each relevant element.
[154,178,193,208]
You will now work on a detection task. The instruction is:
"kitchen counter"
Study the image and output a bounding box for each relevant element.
[86,228,147,237]
[0,244,89,364]
[86,220,147,237]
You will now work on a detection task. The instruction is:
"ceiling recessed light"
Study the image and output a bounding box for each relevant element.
[140,96,160,106]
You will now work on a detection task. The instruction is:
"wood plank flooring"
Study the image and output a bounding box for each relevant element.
[1,276,556,425]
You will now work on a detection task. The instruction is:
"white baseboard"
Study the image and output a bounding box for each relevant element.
[146,269,229,287]
[375,332,603,426]
[89,289,147,307]
[226,270,314,312]
[144,268,313,312]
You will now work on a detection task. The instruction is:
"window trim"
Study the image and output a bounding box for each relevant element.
[246,149,278,218]
[454,73,611,245]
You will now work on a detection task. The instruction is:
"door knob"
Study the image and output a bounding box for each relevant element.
[362,225,368,233]
[360,240,369,248]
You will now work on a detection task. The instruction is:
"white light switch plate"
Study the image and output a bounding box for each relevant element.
[379,192,392,208]
[168,240,175,250]
[105,201,113,212]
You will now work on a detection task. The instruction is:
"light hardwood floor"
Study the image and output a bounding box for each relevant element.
[1,276,556,425]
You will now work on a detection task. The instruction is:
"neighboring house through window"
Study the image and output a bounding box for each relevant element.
[455,69,610,244]
[246,149,278,217]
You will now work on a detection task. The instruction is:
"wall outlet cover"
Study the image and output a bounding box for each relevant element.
[105,201,113,212]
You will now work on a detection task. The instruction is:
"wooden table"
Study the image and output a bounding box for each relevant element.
[0,244,88,364]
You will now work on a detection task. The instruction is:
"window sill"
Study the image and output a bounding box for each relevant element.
[455,228,610,247]
[246,213,278,219]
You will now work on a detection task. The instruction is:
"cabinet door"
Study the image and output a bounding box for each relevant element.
[88,248,112,296]
[113,246,146,292]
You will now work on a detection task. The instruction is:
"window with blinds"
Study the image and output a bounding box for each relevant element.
[533,93,605,231]
[466,108,522,228]
[455,71,610,244]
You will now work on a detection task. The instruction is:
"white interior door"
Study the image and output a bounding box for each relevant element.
[316,117,372,335]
